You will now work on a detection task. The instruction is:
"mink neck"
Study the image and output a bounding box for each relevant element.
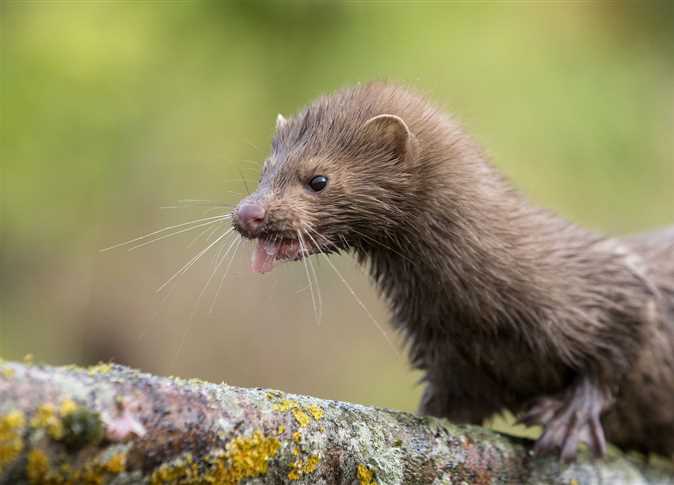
[359,153,600,335]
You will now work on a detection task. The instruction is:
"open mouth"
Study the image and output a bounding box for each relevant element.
[251,236,312,274]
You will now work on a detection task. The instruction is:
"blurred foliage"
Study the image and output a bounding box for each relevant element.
[1,1,673,435]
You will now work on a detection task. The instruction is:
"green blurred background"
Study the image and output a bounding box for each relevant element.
[1,1,673,433]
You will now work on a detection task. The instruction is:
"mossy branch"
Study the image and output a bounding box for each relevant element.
[0,362,672,485]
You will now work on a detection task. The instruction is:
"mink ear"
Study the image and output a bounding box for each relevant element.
[362,114,417,163]
[276,113,287,130]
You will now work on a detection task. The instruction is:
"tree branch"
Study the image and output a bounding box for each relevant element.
[0,361,672,484]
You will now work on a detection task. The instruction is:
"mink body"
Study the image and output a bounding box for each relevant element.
[233,83,674,460]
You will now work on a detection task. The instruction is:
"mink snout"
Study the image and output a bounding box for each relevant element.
[233,199,266,238]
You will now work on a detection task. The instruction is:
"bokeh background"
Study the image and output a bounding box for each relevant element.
[2,1,673,434]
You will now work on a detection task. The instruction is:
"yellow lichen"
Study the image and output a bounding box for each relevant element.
[151,431,280,485]
[59,399,79,417]
[87,362,113,376]
[71,449,129,484]
[288,468,301,480]
[306,404,324,420]
[277,425,286,435]
[273,399,322,429]
[357,463,376,485]
[0,410,25,470]
[291,431,302,443]
[20,401,114,483]
[78,460,114,485]
[150,453,200,485]
[288,454,320,480]
[187,377,207,386]
[31,403,64,440]
[304,454,320,473]
[26,447,129,485]
[291,408,310,428]
[26,449,50,483]
[273,399,298,412]
[104,452,127,474]
[217,430,281,483]
[1,367,15,378]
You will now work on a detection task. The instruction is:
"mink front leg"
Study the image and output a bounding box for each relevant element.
[418,375,503,426]
[520,375,613,462]
[419,382,487,424]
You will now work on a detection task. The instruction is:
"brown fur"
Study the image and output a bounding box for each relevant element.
[233,82,674,460]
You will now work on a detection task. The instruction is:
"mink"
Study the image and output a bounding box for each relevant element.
[232,82,674,461]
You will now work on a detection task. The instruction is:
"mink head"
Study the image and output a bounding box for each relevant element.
[232,84,427,273]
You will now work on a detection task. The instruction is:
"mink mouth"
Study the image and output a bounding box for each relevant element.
[250,234,319,274]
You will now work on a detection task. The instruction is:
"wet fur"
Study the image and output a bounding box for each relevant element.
[236,82,674,460]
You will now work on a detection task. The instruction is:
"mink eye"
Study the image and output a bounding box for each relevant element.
[308,175,328,192]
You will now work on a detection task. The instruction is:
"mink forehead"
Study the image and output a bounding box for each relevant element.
[272,92,396,160]
[282,157,333,182]
[273,125,358,166]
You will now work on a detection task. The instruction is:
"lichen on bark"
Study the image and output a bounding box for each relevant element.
[0,361,672,484]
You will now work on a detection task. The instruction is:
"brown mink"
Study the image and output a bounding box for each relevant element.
[232,82,674,461]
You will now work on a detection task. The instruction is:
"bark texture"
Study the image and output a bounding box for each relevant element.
[0,361,672,485]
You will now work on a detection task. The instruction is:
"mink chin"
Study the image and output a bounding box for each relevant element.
[232,82,674,462]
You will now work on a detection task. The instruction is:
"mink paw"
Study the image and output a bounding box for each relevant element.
[519,378,611,462]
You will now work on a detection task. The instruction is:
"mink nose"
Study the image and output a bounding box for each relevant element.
[236,202,266,234]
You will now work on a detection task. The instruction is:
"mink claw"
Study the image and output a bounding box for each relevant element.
[590,413,607,458]
[518,397,561,427]
[524,377,611,462]
[558,410,607,462]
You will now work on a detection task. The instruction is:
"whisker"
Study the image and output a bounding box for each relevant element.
[160,204,234,210]
[171,234,240,368]
[128,218,228,251]
[306,250,323,324]
[297,230,319,325]
[163,199,235,210]
[187,222,223,249]
[191,232,239,314]
[209,237,243,313]
[348,227,416,265]
[301,228,323,324]
[305,226,338,252]
[174,199,233,206]
[203,207,235,217]
[206,235,241,298]
[156,228,234,293]
[296,283,310,294]
[304,229,399,354]
[100,214,229,252]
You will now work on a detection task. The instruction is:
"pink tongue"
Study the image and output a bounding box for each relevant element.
[251,239,303,274]
[251,240,278,274]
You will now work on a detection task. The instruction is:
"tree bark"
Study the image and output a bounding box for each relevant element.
[0,361,672,484]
